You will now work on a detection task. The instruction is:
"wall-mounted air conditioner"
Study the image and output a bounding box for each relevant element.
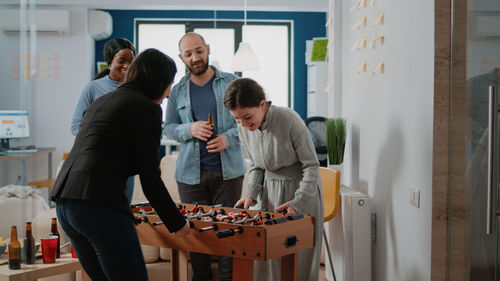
[0,9,70,36]
[88,10,113,41]
[475,15,500,40]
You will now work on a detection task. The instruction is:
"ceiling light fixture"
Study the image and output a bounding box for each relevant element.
[231,0,259,72]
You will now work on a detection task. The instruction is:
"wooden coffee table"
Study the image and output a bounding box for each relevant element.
[0,254,89,281]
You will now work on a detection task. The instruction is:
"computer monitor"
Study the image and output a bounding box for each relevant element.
[0,110,30,151]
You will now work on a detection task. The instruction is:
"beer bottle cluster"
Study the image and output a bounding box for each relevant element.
[7,217,61,269]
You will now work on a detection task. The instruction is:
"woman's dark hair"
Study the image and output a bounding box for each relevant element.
[121,48,177,100]
[94,38,136,80]
[224,78,267,110]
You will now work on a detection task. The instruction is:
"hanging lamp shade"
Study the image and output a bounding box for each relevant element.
[231,42,259,71]
[231,0,259,72]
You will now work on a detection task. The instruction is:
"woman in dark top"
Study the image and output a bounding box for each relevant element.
[52,49,189,281]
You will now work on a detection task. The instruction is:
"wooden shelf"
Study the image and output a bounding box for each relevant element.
[27,178,55,188]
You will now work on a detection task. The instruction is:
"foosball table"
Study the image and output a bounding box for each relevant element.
[132,203,315,281]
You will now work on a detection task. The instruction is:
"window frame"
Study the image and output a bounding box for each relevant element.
[134,19,292,107]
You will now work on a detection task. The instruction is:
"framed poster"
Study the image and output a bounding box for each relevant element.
[97,61,108,73]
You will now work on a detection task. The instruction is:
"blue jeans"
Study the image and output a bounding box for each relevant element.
[125,176,134,204]
[56,198,148,281]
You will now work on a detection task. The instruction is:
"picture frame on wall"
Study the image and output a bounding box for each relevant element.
[97,61,107,73]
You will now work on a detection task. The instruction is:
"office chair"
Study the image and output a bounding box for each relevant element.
[319,167,341,281]
[306,116,327,167]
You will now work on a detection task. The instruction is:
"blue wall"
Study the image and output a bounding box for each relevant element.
[97,10,326,119]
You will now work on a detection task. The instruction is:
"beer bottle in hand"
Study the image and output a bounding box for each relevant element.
[8,225,21,269]
[49,218,60,258]
[23,222,35,264]
[207,113,217,141]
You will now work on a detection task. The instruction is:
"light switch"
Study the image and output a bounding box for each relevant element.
[410,189,420,209]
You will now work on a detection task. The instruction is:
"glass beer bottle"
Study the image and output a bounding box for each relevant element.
[207,113,217,141]
[49,218,60,258]
[23,222,35,264]
[8,225,21,269]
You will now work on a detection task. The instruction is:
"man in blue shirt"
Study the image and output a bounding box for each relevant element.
[165,32,246,281]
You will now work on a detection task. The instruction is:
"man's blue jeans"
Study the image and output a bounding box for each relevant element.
[56,198,148,281]
[125,176,135,204]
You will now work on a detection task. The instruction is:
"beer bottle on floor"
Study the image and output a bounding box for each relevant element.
[207,113,217,141]
[8,225,21,269]
[23,222,35,264]
[49,218,60,258]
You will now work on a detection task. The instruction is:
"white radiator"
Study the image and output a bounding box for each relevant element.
[325,185,372,281]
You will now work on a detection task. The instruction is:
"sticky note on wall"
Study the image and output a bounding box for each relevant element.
[311,38,328,62]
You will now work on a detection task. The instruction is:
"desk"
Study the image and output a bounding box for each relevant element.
[0,254,89,281]
[0,148,55,186]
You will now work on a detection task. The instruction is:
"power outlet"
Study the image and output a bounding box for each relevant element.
[409,189,420,209]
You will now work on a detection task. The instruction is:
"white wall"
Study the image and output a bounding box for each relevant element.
[0,17,20,110]
[30,6,94,183]
[327,0,434,280]
[0,6,94,185]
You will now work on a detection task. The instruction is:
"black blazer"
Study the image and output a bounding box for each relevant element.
[52,84,185,233]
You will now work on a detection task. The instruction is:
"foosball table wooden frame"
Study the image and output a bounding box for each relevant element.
[132,203,315,281]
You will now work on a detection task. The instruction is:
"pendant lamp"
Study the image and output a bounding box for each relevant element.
[231,0,259,72]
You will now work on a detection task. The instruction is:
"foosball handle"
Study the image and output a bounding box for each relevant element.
[216,229,235,238]
[216,227,243,239]
[286,213,304,220]
[277,209,288,215]
[199,224,218,232]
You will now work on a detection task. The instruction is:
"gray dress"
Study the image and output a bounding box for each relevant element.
[238,105,324,281]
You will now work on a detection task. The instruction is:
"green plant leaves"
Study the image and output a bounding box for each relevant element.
[325,118,346,165]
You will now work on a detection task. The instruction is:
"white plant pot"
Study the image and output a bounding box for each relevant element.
[327,163,343,176]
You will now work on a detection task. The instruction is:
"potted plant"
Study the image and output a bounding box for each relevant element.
[325,118,346,166]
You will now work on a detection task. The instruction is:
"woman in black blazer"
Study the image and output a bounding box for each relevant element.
[51,49,189,281]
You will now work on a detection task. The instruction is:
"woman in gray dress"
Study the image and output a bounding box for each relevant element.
[224,78,324,281]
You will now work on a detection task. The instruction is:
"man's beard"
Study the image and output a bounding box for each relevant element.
[187,57,210,76]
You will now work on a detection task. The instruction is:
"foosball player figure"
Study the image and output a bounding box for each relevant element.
[251,218,263,226]
[192,204,199,214]
[208,207,216,217]
[177,205,187,216]
[217,214,235,222]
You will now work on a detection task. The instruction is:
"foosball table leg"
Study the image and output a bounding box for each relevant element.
[281,253,299,281]
[233,258,254,281]
[80,270,91,281]
[170,249,188,281]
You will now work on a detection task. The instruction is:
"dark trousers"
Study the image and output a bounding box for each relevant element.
[56,198,148,281]
[177,170,243,281]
